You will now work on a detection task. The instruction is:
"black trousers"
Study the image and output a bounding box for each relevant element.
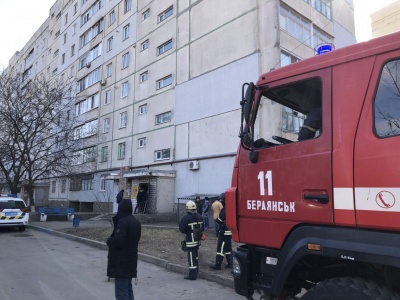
[187,246,199,279]
[215,233,232,266]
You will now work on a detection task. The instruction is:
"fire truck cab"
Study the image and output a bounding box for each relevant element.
[226,31,400,299]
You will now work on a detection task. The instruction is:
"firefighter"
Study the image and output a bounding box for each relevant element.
[179,200,204,280]
[209,193,232,270]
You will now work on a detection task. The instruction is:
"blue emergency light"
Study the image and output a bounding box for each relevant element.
[316,44,333,55]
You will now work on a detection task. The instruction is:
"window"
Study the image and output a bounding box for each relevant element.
[62,53,65,64]
[119,111,127,128]
[139,104,147,114]
[313,26,333,48]
[140,71,148,82]
[118,143,126,159]
[123,24,130,40]
[56,12,61,20]
[79,43,101,69]
[51,181,56,193]
[54,49,59,57]
[156,75,172,90]
[280,50,300,67]
[105,90,111,105]
[74,3,78,15]
[138,138,146,148]
[72,147,96,165]
[312,0,332,20]
[79,18,104,48]
[70,65,75,77]
[107,37,113,51]
[374,59,400,137]
[109,10,115,26]
[279,5,311,46]
[81,0,104,25]
[82,178,93,190]
[124,0,132,13]
[155,111,171,124]
[74,119,98,139]
[103,118,110,133]
[100,177,106,190]
[55,30,60,38]
[121,81,128,98]
[61,179,66,193]
[101,146,108,162]
[122,52,130,69]
[73,23,77,35]
[158,6,173,23]
[78,67,101,91]
[141,39,149,51]
[155,148,170,161]
[106,63,112,77]
[63,33,67,44]
[253,77,322,146]
[157,40,172,55]
[142,8,150,21]
[71,44,75,57]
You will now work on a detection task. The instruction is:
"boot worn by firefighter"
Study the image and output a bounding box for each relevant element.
[209,264,221,270]
[184,269,197,280]
[225,263,232,269]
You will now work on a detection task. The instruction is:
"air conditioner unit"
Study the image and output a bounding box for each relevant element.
[188,160,199,170]
[85,62,91,68]
[100,79,107,86]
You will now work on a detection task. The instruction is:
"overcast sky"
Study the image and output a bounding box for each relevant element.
[0,0,397,68]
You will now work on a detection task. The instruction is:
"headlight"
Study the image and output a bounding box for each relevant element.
[232,256,241,277]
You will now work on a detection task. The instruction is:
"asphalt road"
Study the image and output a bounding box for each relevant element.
[0,227,245,300]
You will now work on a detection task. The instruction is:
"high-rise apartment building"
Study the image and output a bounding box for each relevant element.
[371,0,400,38]
[7,0,355,213]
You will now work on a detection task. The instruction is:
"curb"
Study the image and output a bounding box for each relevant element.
[27,225,234,288]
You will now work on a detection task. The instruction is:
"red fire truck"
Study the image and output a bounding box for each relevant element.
[226,31,400,299]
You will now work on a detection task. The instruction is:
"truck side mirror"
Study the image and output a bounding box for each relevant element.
[243,82,254,124]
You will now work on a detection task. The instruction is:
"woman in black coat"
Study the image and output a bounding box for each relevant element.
[107,199,141,299]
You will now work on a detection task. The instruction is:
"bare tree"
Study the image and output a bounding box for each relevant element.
[0,72,80,205]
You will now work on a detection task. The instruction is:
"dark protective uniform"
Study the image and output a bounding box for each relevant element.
[179,212,204,280]
[214,207,232,268]
[298,108,322,141]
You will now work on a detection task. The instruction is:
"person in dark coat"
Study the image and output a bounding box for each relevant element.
[210,193,232,270]
[195,196,203,215]
[179,200,204,280]
[107,199,141,300]
[116,190,124,204]
[134,186,147,214]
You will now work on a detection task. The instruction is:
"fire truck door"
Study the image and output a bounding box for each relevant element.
[237,69,333,248]
[354,53,400,230]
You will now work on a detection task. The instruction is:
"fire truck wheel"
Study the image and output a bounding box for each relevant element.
[301,277,399,300]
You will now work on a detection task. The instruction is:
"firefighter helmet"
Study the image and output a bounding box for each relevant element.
[219,193,225,201]
[186,200,197,211]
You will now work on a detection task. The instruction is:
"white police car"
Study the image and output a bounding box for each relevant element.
[0,196,29,231]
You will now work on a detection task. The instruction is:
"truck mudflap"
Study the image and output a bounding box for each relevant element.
[233,245,252,298]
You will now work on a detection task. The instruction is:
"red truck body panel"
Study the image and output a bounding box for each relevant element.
[229,31,400,249]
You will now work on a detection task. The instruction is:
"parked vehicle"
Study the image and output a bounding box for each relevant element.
[226,31,400,299]
[0,196,29,231]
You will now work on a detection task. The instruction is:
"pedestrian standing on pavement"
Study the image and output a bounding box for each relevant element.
[202,197,210,230]
[195,196,203,215]
[210,193,232,270]
[107,199,141,300]
[179,200,204,280]
[211,195,223,237]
